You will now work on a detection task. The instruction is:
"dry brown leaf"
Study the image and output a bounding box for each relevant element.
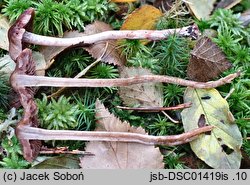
[0,15,10,51]
[121,5,163,30]
[187,37,232,82]
[40,31,85,65]
[118,67,164,107]
[186,0,216,20]
[80,99,164,169]
[40,22,125,67]
[83,21,125,66]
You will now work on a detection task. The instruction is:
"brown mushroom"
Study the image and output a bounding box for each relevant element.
[8,8,35,61]
[10,49,215,162]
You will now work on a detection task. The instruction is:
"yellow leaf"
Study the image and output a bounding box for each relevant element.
[186,0,216,20]
[181,88,242,169]
[120,5,163,30]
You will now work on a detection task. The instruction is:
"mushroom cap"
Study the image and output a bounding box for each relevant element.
[8,8,35,61]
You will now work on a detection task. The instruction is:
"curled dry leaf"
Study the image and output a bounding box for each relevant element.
[181,88,242,168]
[40,31,85,66]
[80,100,164,169]
[186,0,216,20]
[40,22,125,67]
[83,21,125,66]
[0,15,10,51]
[0,52,46,78]
[118,67,164,107]
[187,37,232,82]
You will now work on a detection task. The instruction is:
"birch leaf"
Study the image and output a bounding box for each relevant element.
[0,15,10,51]
[118,67,164,107]
[187,37,232,82]
[181,88,242,169]
[80,100,164,169]
[186,0,216,20]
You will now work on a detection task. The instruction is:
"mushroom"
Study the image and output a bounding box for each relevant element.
[10,49,214,162]
[8,8,35,61]
[8,8,200,61]
[10,48,41,162]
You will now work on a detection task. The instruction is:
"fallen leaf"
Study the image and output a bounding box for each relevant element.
[0,15,10,51]
[120,5,163,30]
[215,0,241,9]
[40,31,85,65]
[31,155,80,169]
[187,37,232,82]
[80,100,164,169]
[186,0,216,20]
[0,51,46,77]
[181,88,242,169]
[40,22,125,67]
[83,21,125,66]
[118,67,164,107]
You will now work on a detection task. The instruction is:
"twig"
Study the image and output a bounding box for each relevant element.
[161,111,179,123]
[13,71,240,89]
[225,88,235,100]
[39,147,94,156]
[116,102,192,112]
[17,125,213,146]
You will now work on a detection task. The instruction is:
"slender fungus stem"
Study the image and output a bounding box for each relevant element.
[22,25,199,46]
[13,72,240,89]
[17,125,213,146]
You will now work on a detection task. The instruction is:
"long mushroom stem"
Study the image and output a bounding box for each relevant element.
[22,25,199,46]
[17,125,213,146]
[13,72,240,89]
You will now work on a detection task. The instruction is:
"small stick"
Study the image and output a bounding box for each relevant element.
[40,147,94,156]
[161,111,179,123]
[13,71,240,89]
[225,88,235,100]
[116,102,192,112]
[17,125,213,146]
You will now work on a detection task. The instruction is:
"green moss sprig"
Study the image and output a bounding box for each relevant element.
[37,95,79,130]
[0,136,30,169]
